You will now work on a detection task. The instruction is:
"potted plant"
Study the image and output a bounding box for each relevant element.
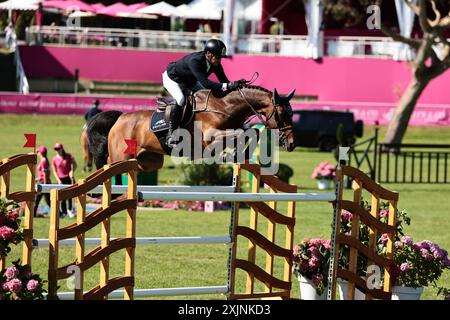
[0,259,46,300]
[311,161,336,190]
[292,238,331,300]
[0,198,24,259]
[391,236,450,300]
[336,201,410,299]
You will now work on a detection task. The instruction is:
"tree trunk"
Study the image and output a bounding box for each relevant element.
[382,77,429,145]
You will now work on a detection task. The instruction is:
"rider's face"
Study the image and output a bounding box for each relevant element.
[206,52,221,66]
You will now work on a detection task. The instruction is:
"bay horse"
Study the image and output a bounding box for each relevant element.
[87,85,296,172]
[80,126,93,172]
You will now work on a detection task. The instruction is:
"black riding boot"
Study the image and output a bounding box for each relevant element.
[166,103,183,147]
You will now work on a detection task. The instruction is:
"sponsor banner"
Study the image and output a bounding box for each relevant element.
[292,101,450,127]
[0,93,155,114]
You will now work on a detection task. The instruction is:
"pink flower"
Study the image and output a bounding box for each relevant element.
[420,248,430,258]
[7,209,19,222]
[395,241,403,248]
[322,240,331,249]
[312,273,323,287]
[341,210,353,223]
[433,249,444,260]
[379,209,389,218]
[293,245,301,257]
[401,236,413,246]
[400,262,409,272]
[380,233,389,245]
[2,282,9,290]
[5,266,19,280]
[300,260,309,271]
[308,256,320,269]
[26,279,39,292]
[7,278,22,294]
[0,225,16,241]
[444,257,450,267]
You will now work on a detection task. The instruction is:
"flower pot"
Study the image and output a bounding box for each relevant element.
[317,179,331,190]
[337,278,366,300]
[298,275,327,300]
[391,286,424,300]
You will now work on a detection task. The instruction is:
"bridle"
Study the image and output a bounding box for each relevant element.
[239,88,294,144]
[268,101,294,142]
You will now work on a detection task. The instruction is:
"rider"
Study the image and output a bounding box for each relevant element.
[162,38,246,146]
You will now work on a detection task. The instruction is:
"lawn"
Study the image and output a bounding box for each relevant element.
[0,113,449,300]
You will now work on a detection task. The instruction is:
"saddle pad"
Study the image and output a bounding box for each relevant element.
[150,110,171,133]
[157,97,177,106]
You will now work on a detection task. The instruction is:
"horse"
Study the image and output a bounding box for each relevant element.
[87,85,296,173]
[80,126,93,173]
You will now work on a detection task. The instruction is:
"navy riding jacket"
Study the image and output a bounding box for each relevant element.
[166,51,229,92]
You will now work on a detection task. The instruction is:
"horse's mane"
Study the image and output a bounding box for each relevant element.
[198,85,272,99]
[241,85,272,96]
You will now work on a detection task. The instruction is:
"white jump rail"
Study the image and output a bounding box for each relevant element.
[32,236,232,248]
[50,286,229,300]
[138,191,336,202]
[36,184,236,194]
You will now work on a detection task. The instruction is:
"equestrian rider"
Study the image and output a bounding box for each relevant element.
[162,39,245,146]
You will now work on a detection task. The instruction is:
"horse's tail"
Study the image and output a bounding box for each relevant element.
[87,110,123,169]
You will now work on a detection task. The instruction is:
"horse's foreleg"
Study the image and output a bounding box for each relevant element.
[136,152,164,172]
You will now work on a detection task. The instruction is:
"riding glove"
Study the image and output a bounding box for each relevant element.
[227,80,246,90]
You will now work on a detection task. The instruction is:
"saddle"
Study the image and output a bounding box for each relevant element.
[150,94,196,153]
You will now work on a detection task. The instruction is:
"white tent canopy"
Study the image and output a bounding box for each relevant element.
[236,0,261,21]
[179,0,225,20]
[173,4,190,16]
[0,0,40,11]
[137,1,176,17]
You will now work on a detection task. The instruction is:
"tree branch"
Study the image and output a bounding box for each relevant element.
[404,0,421,16]
[428,0,441,27]
[438,14,450,28]
[379,23,421,49]
[418,0,432,32]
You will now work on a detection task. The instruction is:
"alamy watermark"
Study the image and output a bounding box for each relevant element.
[367,5,381,30]
[65,6,82,28]
[169,121,280,175]
[66,265,81,290]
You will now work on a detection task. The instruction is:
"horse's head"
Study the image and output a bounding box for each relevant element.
[265,88,296,152]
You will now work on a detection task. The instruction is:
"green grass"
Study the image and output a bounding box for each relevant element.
[0,114,449,300]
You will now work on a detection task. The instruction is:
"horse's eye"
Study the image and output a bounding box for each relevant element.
[285,105,293,116]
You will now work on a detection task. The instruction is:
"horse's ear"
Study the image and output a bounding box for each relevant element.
[286,89,296,101]
[273,88,280,103]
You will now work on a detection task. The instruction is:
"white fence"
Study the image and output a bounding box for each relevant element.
[26,25,401,59]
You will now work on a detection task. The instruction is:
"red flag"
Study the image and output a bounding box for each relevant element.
[23,133,36,149]
[124,139,137,157]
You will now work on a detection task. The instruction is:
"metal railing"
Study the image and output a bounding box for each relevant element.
[325,36,399,59]
[26,25,403,58]
[377,143,450,184]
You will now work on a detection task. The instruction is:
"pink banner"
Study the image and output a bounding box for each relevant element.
[293,101,450,127]
[1,93,449,126]
[0,93,156,114]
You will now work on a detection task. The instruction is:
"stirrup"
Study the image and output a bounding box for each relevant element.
[166,134,179,147]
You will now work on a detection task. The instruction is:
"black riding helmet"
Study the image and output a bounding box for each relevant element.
[203,39,227,57]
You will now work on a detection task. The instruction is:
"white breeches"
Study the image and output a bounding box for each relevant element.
[162,71,185,106]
